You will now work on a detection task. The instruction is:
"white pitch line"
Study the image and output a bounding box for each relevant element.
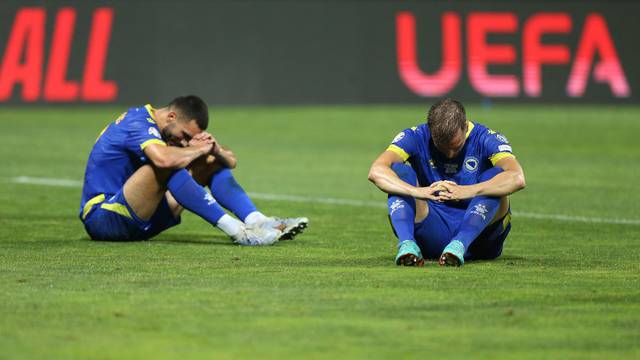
[8,176,640,226]
[248,192,384,208]
[13,176,82,187]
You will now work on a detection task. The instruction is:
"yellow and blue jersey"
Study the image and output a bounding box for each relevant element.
[79,104,166,220]
[386,121,515,193]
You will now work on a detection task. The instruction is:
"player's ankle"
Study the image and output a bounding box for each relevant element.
[244,211,269,225]
[397,239,417,248]
[216,214,244,236]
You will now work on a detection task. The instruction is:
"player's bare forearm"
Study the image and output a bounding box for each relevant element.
[368,150,418,197]
[212,145,237,169]
[190,132,237,169]
[368,150,447,201]
[473,156,526,197]
[145,143,212,169]
[474,170,526,197]
[166,145,211,169]
[368,163,419,197]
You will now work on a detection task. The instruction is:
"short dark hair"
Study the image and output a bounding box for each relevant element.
[427,98,467,145]
[168,95,209,130]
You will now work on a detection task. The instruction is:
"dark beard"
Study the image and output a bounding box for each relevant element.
[161,123,180,146]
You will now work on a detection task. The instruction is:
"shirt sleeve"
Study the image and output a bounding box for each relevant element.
[481,129,515,166]
[386,128,418,162]
[125,118,166,161]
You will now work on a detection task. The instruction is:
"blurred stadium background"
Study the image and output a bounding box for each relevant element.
[0,1,638,359]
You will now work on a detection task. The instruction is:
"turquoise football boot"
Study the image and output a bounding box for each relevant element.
[439,240,465,267]
[395,240,424,267]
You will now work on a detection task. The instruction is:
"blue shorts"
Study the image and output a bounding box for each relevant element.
[81,190,181,241]
[414,201,511,260]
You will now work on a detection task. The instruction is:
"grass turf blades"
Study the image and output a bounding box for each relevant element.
[0,105,639,359]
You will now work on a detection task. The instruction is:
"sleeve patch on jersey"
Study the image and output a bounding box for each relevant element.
[387,144,410,161]
[496,134,509,143]
[140,139,167,150]
[489,152,515,165]
[148,127,161,139]
[498,144,512,152]
[392,132,405,143]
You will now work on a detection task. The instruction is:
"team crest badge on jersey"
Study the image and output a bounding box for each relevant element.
[464,156,479,173]
[148,127,161,139]
[392,132,405,143]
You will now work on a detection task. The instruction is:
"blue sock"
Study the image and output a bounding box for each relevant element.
[453,167,503,251]
[388,163,418,245]
[167,169,226,225]
[209,168,257,222]
[388,195,416,245]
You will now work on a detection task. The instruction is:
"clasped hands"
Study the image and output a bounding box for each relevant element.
[412,180,477,201]
[186,131,220,155]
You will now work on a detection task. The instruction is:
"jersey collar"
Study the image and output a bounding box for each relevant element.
[465,121,474,139]
[145,104,157,123]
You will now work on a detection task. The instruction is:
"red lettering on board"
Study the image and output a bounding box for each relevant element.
[523,13,572,97]
[467,12,519,97]
[396,11,631,98]
[567,14,630,97]
[82,7,117,102]
[396,11,461,97]
[0,8,45,102]
[44,7,80,101]
[0,7,117,102]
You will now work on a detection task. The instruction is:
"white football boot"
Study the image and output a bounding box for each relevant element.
[231,225,282,246]
[256,217,309,240]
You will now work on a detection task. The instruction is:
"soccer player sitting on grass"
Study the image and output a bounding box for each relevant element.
[79,95,308,245]
[368,99,525,266]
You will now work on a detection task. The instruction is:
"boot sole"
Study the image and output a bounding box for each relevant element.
[396,253,425,267]
[438,252,462,267]
[279,220,308,241]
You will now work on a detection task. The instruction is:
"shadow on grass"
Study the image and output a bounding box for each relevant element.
[81,233,234,246]
[152,234,234,246]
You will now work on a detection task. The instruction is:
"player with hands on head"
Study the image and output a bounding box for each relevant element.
[79,95,308,245]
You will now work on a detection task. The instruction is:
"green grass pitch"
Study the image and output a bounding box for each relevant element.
[0,105,638,359]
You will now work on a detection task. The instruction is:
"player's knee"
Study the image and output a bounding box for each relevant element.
[188,160,226,186]
[147,164,175,186]
[414,199,429,223]
[390,163,418,186]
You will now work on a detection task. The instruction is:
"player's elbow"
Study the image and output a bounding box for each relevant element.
[367,166,380,184]
[514,172,526,191]
[227,157,238,169]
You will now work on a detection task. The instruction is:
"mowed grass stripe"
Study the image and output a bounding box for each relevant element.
[10,175,640,226]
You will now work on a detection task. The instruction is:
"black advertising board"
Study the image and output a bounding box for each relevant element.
[0,1,637,105]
